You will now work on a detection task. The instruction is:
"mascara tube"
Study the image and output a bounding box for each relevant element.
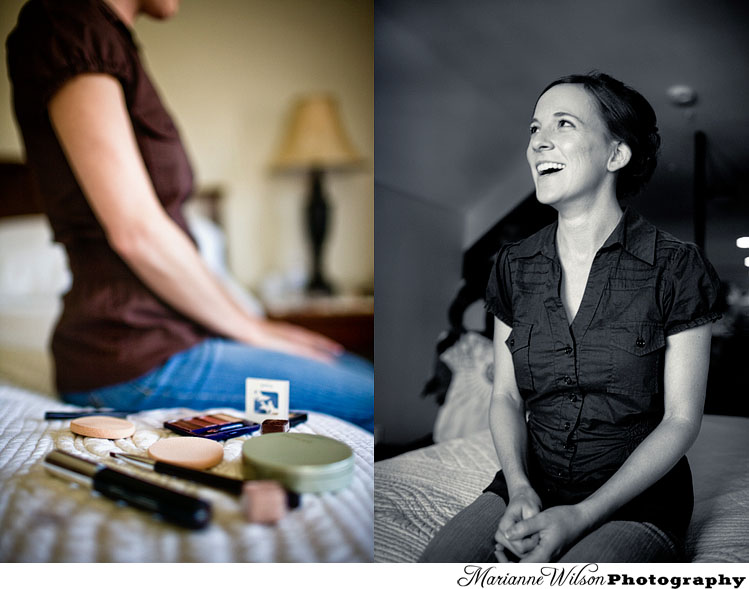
[44,450,211,529]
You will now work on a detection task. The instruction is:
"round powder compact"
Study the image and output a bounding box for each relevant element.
[242,433,353,493]
[70,416,135,439]
[148,437,224,469]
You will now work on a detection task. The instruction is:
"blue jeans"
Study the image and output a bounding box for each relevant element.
[418,492,681,563]
[61,338,374,432]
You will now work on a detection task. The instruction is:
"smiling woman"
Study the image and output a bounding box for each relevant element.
[419,72,721,563]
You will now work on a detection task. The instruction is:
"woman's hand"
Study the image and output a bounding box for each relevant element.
[504,504,589,563]
[494,486,542,561]
[242,318,344,363]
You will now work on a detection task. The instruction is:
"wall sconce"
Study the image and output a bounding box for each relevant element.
[270,94,363,295]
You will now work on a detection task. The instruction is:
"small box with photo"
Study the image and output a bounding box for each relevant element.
[245,378,290,425]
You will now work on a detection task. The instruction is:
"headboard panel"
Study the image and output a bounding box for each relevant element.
[0,160,45,217]
[422,193,556,404]
[446,193,556,338]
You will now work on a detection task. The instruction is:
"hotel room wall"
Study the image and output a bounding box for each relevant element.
[373,3,527,448]
[0,0,374,295]
[374,184,463,446]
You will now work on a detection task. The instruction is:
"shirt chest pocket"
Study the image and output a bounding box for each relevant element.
[506,322,534,392]
[608,322,665,396]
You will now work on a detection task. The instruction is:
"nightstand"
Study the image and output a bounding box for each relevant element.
[264,295,374,361]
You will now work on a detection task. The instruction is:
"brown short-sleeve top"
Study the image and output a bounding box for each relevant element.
[6,0,213,392]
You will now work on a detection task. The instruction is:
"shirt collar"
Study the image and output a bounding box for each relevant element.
[512,206,656,265]
[513,220,557,260]
[601,207,657,265]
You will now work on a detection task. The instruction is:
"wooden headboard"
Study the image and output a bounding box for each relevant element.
[443,193,556,340]
[421,193,556,405]
[0,160,45,217]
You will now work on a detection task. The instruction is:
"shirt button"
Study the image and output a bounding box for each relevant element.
[636,337,645,347]
[564,422,571,431]
[510,338,515,347]
[569,394,577,402]
[563,375,574,385]
[564,345,573,355]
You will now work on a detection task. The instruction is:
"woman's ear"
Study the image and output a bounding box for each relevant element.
[607,141,632,172]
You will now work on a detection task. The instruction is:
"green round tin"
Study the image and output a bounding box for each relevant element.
[241,433,354,493]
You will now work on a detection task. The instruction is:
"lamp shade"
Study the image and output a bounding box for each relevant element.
[271,94,363,170]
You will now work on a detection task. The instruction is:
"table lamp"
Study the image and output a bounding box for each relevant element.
[271,94,363,295]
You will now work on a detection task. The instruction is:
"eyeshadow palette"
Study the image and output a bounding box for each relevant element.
[164,412,308,441]
[164,413,260,441]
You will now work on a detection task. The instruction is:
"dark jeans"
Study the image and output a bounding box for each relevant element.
[418,492,680,563]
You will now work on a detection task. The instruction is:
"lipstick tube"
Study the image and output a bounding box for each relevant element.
[43,450,211,529]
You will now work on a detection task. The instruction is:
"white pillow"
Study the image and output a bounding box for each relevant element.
[0,215,70,297]
[433,331,494,443]
[184,206,228,276]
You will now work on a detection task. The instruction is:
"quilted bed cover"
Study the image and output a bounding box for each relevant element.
[0,381,374,562]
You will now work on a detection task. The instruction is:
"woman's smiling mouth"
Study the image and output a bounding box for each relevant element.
[536,162,566,176]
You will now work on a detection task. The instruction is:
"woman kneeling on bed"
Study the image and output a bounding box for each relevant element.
[420,72,720,563]
[6,0,373,432]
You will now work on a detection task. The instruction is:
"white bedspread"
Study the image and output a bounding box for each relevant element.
[0,382,374,563]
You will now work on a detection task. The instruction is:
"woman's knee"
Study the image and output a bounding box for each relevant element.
[419,493,506,563]
[559,520,680,563]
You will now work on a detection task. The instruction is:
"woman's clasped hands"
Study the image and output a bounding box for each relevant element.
[242,317,344,364]
[495,488,590,563]
[494,486,542,562]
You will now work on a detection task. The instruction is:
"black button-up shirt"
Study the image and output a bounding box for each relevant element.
[485,207,720,538]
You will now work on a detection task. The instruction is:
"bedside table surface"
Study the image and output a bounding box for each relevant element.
[263,295,374,361]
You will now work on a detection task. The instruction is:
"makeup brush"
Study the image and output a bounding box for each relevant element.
[110,452,244,494]
[45,410,130,420]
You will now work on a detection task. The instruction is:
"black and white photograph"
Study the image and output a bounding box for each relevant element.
[374,0,749,564]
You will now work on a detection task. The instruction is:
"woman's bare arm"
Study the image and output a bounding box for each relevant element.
[49,73,340,361]
[490,317,542,559]
[490,318,534,496]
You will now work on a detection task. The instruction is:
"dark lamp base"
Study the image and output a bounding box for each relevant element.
[306,274,334,296]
